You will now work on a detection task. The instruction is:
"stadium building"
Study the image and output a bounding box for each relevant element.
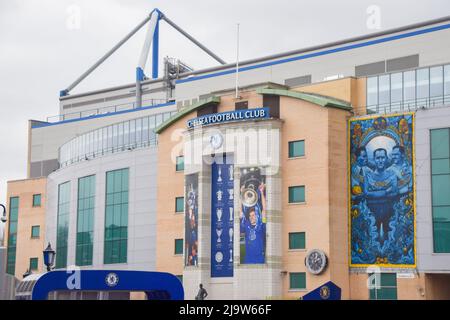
[2,12,450,299]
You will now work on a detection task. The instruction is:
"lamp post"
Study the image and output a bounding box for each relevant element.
[43,242,56,272]
[0,204,6,247]
[23,268,31,279]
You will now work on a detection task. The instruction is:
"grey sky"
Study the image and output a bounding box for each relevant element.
[1,0,449,205]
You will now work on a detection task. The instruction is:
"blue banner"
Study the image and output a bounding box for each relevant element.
[211,155,234,277]
[187,107,269,128]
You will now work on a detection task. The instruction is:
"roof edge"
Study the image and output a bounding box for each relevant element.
[256,87,352,111]
[155,96,221,133]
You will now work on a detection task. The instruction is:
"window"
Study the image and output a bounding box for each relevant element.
[369,273,397,300]
[263,94,280,118]
[76,175,95,266]
[29,258,38,271]
[417,68,430,100]
[175,197,184,213]
[235,101,248,110]
[29,258,39,271]
[288,186,305,203]
[288,140,305,158]
[403,70,416,104]
[367,76,378,106]
[390,72,403,103]
[176,156,184,172]
[31,226,40,238]
[6,197,19,275]
[378,74,390,105]
[56,182,70,268]
[289,232,305,249]
[431,128,450,253]
[174,239,183,255]
[445,65,450,96]
[104,168,129,264]
[32,194,41,207]
[430,66,444,98]
[289,272,306,290]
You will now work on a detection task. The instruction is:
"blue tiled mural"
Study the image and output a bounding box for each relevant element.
[349,113,415,267]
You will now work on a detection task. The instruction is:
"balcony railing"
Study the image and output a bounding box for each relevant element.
[47,98,169,123]
[367,94,450,114]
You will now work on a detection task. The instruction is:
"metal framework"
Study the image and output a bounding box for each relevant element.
[60,8,226,108]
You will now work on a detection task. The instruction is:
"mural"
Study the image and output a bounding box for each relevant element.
[239,167,267,264]
[349,113,415,267]
[185,173,198,266]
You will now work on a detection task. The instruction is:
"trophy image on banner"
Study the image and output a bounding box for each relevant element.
[229,249,233,262]
[217,208,223,222]
[218,167,222,182]
[216,190,223,201]
[229,207,234,221]
[216,228,222,243]
[228,188,234,200]
[229,228,233,243]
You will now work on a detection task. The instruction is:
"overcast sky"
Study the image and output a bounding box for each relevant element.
[1,0,449,206]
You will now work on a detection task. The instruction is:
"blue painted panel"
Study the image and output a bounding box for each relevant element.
[211,154,234,278]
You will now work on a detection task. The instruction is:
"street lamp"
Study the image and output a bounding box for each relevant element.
[0,204,6,247]
[43,242,56,272]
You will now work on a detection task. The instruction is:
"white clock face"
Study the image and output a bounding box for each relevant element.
[210,133,223,150]
[305,249,327,275]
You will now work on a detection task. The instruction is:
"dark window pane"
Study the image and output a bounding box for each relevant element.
[289,273,306,289]
[289,232,305,249]
[289,140,305,158]
[289,186,305,203]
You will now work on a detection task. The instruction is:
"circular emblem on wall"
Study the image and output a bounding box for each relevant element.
[209,133,223,150]
[215,251,223,263]
[319,285,331,300]
[305,249,327,275]
[105,272,119,287]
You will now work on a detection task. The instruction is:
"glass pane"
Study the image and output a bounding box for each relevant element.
[445,65,450,96]
[390,72,403,104]
[289,140,305,157]
[431,129,449,159]
[403,70,416,104]
[417,68,429,100]
[289,232,305,249]
[430,66,443,97]
[432,159,450,175]
[380,273,397,287]
[367,77,378,106]
[290,273,306,289]
[433,221,450,253]
[378,75,390,105]
[377,288,397,300]
[289,186,305,203]
[432,175,450,206]
[433,206,450,222]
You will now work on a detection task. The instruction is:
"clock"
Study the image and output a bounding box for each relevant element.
[209,133,223,150]
[305,249,327,275]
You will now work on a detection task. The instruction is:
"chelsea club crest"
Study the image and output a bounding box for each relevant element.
[105,272,119,287]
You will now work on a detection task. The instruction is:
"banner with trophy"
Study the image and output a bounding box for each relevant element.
[211,155,234,277]
[185,173,199,267]
[239,167,267,264]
